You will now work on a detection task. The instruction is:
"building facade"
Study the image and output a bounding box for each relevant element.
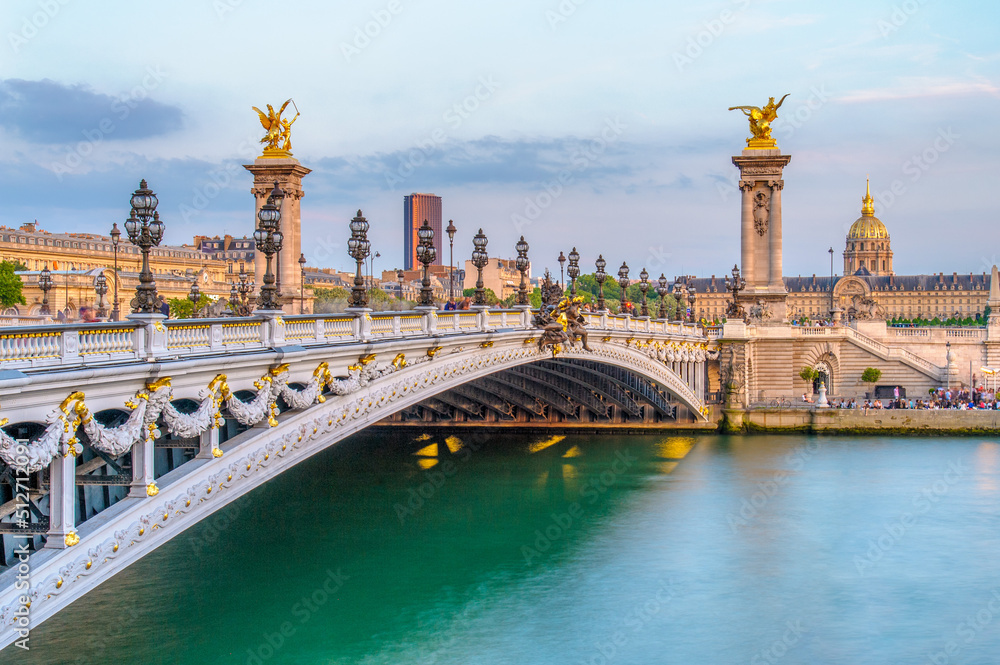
[688,183,988,323]
[403,193,442,270]
[462,258,528,302]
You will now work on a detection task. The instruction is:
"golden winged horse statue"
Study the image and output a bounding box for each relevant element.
[728,94,789,147]
[252,99,298,155]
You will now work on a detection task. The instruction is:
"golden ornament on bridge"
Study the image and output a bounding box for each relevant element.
[728,94,789,148]
[252,99,300,158]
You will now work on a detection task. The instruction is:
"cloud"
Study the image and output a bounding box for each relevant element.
[837,77,1000,103]
[0,77,183,144]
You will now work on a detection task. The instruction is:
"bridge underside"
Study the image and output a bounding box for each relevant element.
[383,358,690,426]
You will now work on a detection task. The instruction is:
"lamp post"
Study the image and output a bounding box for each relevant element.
[253,183,284,311]
[94,273,108,318]
[123,179,164,314]
[38,265,52,316]
[298,252,306,315]
[828,246,834,318]
[515,236,530,306]
[188,278,201,318]
[347,210,370,309]
[446,219,457,300]
[558,251,566,292]
[638,267,650,317]
[567,247,580,297]
[416,220,436,307]
[724,264,747,320]
[617,262,630,314]
[594,255,607,312]
[687,284,697,323]
[656,274,669,319]
[110,222,120,320]
[236,261,253,316]
[672,281,686,322]
[229,280,240,315]
[397,269,405,303]
[471,228,489,307]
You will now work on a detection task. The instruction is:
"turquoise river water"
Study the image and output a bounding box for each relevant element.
[4,431,1000,664]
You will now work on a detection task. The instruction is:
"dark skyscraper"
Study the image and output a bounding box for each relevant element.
[403,193,442,270]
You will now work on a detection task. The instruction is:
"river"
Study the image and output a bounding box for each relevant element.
[6,431,1000,664]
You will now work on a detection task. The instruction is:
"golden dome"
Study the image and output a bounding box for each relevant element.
[847,178,889,240]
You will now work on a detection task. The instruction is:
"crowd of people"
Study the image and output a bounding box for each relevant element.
[827,387,1000,411]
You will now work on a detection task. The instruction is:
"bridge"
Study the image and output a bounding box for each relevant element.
[0,307,710,647]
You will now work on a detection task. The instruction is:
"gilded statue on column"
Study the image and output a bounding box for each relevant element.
[252,99,300,157]
[728,94,789,148]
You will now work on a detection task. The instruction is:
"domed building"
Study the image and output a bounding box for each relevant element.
[843,179,893,276]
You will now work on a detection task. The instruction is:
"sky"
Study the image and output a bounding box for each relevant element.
[1,0,999,279]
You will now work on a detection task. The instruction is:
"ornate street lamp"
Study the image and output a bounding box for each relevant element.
[617,262,630,313]
[558,251,566,291]
[567,247,580,297]
[236,260,254,316]
[38,265,52,316]
[594,255,607,311]
[656,274,669,319]
[672,280,686,322]
[638,267,650,317]
[253,182,284,311]
[123,179,163,314]
[687,284,697,323]
[416,220,436,307]
[298,252,307,315]
[188,278,201,318]
[397,269,405,302]
[515,236,530,306]
[94,273,108,318]
[471,228,489,306]
[229,280,240,315]
[446,219,457,301]
[724,264,746,320]
[109,222,120,320]
[347,209,370,309]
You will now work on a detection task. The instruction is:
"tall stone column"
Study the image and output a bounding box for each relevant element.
[739,180,755,287]
[768,179,784,290]
[732,149,791,322]
[244,158,312,314]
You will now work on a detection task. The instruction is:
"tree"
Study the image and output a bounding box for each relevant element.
[462,287,498,305]
[0,261,27,309]
[167,294,212,319]
[861,367,882,396]
[799,366,819,384]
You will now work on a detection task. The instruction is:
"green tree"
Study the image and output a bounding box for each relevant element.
[861,367,882,396]
[313,287,350,313]
[0,261,27,309]
[462,287,499,305]
[799,366,819,384]
[167,294,211,319]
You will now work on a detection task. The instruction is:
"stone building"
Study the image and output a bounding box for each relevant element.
[689,182,989,323]
[462,258,527,301]
[0,221,232,317]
